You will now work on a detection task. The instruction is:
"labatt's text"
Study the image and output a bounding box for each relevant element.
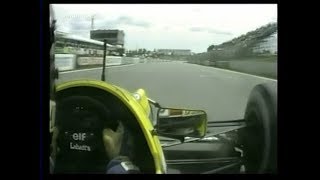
[70,133,91,151]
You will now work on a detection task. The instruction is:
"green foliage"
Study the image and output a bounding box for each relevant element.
[207,44,215,52]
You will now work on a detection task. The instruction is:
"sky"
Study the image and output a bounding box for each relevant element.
[52,4,277,53]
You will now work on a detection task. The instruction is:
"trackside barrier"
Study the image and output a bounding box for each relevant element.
[56,55,176,72]
[55,54,76,71]
[77,56,122,67]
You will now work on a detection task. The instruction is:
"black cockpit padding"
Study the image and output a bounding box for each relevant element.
[53,87,156,173]
[54,96,114,173]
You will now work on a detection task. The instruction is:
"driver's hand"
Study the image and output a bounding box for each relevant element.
[102,122,124,159]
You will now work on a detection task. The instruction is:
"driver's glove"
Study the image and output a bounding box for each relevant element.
[106,156,140,174]
[102,121,124,159]
[102,122,140,174]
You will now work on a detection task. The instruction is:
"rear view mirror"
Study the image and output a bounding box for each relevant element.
[156,108,207,140]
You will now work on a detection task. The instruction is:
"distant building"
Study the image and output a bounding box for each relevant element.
[90,29,125,47]
[252,31,277,55]
[157,49,191,56]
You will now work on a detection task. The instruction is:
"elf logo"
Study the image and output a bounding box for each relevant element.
[72,133,86,141]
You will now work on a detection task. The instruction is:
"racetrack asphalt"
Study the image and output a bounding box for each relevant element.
[57,61,277,123]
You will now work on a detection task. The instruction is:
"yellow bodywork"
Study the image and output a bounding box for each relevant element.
[56,79,166,174]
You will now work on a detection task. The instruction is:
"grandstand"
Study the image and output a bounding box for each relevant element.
[55,31,124,56]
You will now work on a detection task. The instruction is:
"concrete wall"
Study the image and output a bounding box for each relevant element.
[228,60,277,78]
[105,56,122,66]
[212,60,277,79]
[187,51,277,79]
[77,57,103,66]
[55,54,76,71]
[77,56,122,67]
